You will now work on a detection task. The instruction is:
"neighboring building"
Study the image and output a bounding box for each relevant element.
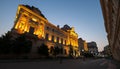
[78,38,88,55]
[104,45,112,57]
[12,4,80,57]
[100,0,120,61]
[78,38,84,52]
[87,41,98,56]
[84,41,88,52]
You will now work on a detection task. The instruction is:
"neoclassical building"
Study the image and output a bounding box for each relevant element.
[12,4,80,57]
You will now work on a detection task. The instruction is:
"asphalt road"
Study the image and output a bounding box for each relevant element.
[0,58,119,69]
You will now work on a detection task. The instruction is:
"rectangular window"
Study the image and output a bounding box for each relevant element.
[29,19,38,25]
[46,26,49,30]
[61,38,63,44]
[45,33,49,40]
[52,29,54,32]
[29,27,34,34]
[65,40,66,45]
[52,35,54,42]
[57,37,59,43]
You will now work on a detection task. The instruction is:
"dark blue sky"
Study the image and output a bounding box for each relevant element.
[0,0,108,51]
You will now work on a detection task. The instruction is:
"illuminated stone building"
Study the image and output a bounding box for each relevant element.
[100,0,120,61]
[12,4,79,57]
[78,38,88,52]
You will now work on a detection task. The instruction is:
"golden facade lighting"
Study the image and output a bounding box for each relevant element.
[12,4,80,57]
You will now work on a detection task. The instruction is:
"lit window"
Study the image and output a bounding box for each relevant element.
[54,37,57,42]
[32,18,37,22]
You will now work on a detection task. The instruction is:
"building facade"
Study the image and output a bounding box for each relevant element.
[104,45,112,57]
[12,4,80,57]
[78,38,88,52]
[100,0,120,61]
[87,42,98,56]
[78,38,88,56]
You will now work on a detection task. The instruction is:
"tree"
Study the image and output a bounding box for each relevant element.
[38,44,49,56]
[53,46,60,56]
[0,31,13,54]
[12,33,32,54]
[0,31,32,56]
[50,46,54,55]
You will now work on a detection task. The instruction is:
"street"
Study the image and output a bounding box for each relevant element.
[0,58,119,69]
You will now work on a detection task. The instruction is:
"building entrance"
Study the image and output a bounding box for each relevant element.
[29,27,34,34]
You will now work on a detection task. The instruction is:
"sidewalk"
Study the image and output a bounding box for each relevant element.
[108,59,120,69]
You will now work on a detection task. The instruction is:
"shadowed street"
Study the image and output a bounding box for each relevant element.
[0,58,119,69]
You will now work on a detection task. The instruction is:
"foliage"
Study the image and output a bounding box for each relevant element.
[0,32,32,54]
[12,33,32,54]
[38,44,49,56]
[50,46,54,55]
[49,46,62,56]
[53,46,60,56]
[0,31,13,54]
